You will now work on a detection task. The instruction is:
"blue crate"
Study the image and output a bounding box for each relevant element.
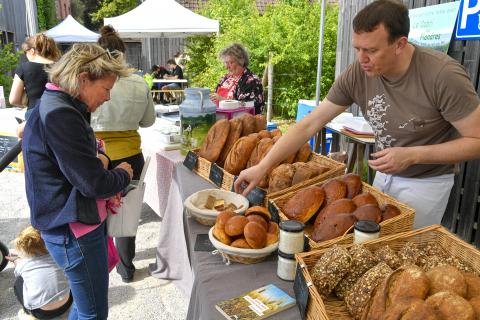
[297,100,331,154]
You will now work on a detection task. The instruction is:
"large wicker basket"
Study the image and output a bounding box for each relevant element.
[295,224,480,320]
[191,149,345,205]
[269,175,415,250]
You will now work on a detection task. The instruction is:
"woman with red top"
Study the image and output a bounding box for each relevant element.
[210,43,265,114]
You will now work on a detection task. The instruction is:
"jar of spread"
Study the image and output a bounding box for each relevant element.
[277,250,296,281]
[354,220,380,244]
[279,220,305,254]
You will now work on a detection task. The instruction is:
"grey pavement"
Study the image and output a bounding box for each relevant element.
[0,171,188,319]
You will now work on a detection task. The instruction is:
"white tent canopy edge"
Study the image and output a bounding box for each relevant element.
[45,15,99,43]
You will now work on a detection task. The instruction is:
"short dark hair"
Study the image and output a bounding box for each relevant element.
[167,59,176,65]
[353,0,409,43]
[97,25,126,53]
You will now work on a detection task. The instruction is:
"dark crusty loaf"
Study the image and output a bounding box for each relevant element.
[198,119,230,162]
[283,186,325,223]
[267,163,295,193]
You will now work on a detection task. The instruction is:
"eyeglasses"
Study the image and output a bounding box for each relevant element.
[81,49,121,66]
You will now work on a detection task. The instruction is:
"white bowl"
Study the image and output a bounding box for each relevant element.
[219,99,240,110]
[208,227,279,264]
[184,189,249,226]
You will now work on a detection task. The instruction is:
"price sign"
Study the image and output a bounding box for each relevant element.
[232,177,266,206]
[268,200,280,223]
[183,150,198,171]
[294,264,310,320]
[209,163,224,188]
[194,234,215,252]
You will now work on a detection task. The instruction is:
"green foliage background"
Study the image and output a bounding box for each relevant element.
[0,44,21,105]
[91,0,138,23]
[185,0,338,118]
[37,0,58,30]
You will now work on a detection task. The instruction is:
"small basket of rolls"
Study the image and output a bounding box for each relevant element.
[184,189,249,226]
[209,206,280,264]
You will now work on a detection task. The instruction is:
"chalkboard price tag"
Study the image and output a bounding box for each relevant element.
[209,163,224,188]
[303,235,311,252]
[268,200,280,223]
[232,177,266,206]
[194,234,215,252]
[294,264,310,320]
[183,150,198,171]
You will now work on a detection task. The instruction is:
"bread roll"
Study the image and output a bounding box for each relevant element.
[384,265,430,306]
[283,186,325,223]
[427,265,467,297]
[342,174,362,199]
[231,237,251,249]
[241,113,256,136]
[312,213,357,242]
[246,214,268,232]
[469,296,480,320]
[381,297,440,320]
[247,138,272,168]
[213,224,232,245]
[426,291,475,320]
[216,118,243,167]
[270,128,282,138]
[198,119,230,162]
[322,179,347,205]
[224,215,248,237]
[465,273,480,299]
[244,221,267,249]
[257,129,271,139]
[294,143,312,163]
[352,192,378,207]
[398,242,427,266]
[306,161,330,176]
[254,114,267,132]
[291,162,314,186]
[256,139,276,188]
[245,206,271,221]
[310,245,352,298]
[374,245,402,270]
[267,163,295,193]
[215,211,235,229]
[223,135,257,175]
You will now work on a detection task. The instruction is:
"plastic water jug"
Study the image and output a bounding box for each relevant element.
[179,88,217,155]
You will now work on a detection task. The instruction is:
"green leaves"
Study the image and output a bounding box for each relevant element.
[37,0,57,30]
[185,0,338,119]
[91,0,137,23]
[0,44,21,105]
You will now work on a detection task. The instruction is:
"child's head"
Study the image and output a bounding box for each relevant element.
[15,226,48,257]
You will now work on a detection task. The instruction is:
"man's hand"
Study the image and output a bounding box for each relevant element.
[234,164,267,196]
[115,162,133,180]
[368,147,416,174]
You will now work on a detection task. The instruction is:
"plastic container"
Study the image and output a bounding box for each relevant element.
[297,100,331,153]
[354,220,380,244]
[277,250,296,281]
[216,106,255,121]
[179,88,217,155]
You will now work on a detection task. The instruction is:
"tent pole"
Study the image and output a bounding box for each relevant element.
[313,0,327,153]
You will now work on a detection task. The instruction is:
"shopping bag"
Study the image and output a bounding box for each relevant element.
[107,236,120,272]
[107,156,150,237]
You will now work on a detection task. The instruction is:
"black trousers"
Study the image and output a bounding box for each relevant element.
[14,276,72,319]
[111,152,145,280]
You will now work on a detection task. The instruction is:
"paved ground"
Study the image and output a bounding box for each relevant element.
[0,171,188,320]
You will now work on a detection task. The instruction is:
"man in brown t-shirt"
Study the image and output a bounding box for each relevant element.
[235,0,480,228]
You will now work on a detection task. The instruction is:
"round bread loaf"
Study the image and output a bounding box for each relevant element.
[353,204,382,223]
[311,213,357,242]
[384,265,430,306]
[469,296,480,319]
[381,297,440,320]
[283,186,325,223]
[322,179,347,205]
[374,245,402,270]
[266,232,279,246]
[342,174,362,199]
[314,198,357,227]
[291,162,314,186]
[246,214,268,232]
[267,221,279,235]
[245,206,271,221]
[425,291,475,320]
[268,163,296,194]
[382,204,402,221]
[224,215,249,237]
[427,265,467,297]
[352,192,379,207]
[215,211,235,229]
[198,119,230,162]
[464,273,480,299]
[244,221,267,249]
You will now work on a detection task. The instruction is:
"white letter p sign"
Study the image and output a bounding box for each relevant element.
[460,0,480,29]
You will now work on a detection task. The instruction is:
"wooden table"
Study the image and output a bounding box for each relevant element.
[319,123,376,184]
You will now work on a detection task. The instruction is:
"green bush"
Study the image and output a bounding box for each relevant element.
[185,0,338,119]
[0,43,21,105]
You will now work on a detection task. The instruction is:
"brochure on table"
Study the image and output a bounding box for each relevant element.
[327,112,374,135]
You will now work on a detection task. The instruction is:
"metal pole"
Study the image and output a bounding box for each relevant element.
[314,0,327,153]
[267,52,273,121]
[315,0,327,106]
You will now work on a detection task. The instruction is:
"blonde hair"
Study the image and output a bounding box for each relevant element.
[48,43,131,97]
[15,226,49,257]
[22,33,61,61]
[219,43,249,68]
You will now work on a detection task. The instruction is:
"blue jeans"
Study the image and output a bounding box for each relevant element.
[44,223,109,320]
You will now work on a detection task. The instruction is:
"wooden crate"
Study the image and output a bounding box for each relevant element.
[295,224,480,320]
[191,150,345,205]
[269,175,415,250]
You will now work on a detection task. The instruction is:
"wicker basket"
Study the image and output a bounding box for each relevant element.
[295,224,480,320]
[269,175,415,250]
[191,149,345,205]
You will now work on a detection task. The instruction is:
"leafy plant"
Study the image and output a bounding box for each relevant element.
[91,0,138,23]
[185,0,338,119]
[37,0,58,30]
[0,43,21,106]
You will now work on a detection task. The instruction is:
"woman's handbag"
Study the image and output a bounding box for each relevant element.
[107,156,150,237]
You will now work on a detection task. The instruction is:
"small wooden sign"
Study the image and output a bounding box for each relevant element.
[294,264,310,320]
[183,150,198,171]
[209,163,224,188]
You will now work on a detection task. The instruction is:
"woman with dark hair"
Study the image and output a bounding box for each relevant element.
[91,25,155,283]
[210,43,265,114]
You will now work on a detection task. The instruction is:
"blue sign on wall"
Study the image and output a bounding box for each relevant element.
[456,0,480,40]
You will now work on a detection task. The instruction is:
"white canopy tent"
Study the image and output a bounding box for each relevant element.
[45,15,99,43]
[104,0,219,38]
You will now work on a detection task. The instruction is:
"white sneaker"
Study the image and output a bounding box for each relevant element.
[17,309,38,320]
